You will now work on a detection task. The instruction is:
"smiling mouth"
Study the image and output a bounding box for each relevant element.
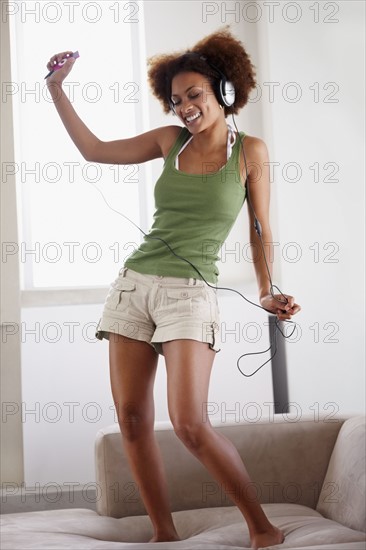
[185,112,202,124]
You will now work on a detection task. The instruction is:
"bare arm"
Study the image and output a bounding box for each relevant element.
[47,81,99,161]
[244,137,273,299]
[87,127,174,165]
[244,137,301,320]
[46,51,180,164]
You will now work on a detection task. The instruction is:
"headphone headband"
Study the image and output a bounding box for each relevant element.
[168,52,235,110]
[195,54,226,81]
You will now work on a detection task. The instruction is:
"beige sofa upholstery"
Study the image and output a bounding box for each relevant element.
[1,415,365,549]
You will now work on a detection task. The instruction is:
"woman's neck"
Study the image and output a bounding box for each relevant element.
[188,119,231,155]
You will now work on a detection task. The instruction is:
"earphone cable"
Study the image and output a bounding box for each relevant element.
[88,117,297,376]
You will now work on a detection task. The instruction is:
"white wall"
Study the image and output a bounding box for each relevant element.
[258,0,365,416]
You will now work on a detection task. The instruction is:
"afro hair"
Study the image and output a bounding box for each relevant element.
[147,26,257,117]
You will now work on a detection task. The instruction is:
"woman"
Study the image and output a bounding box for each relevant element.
[46,27,300,549]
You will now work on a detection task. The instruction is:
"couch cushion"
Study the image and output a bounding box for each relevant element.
[1,503,365,549]
[316,416,366,533]
[283,545,366,550]
[95,416,346,518]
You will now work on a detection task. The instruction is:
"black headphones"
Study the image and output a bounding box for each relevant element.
[168,52,236,111]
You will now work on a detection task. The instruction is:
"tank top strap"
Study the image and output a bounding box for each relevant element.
[230,130,246,164]
[165,126,246,171]
[164,127,191,165]
[223,130,246,185]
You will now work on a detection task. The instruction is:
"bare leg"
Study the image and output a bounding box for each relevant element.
[109,334,180,542]
[163,339,284,549]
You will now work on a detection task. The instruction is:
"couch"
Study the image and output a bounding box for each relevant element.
[1,414,365,549]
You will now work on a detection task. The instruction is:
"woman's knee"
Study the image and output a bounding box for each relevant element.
[116,401,154,442]
[109,337,158,442]
[172,418,211,451]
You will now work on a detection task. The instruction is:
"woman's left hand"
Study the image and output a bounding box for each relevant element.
[260,293,301,320]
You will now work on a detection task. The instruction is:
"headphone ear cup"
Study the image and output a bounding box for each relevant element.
[220,79,235,107]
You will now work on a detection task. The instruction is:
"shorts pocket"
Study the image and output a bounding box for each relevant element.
[165,286,209,317]
[105,279,136,312]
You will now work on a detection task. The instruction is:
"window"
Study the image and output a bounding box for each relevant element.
[8,1,148,291]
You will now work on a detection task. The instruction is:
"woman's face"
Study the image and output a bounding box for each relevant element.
[170,71,224,133]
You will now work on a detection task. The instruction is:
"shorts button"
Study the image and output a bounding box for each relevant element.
[181,291,188,297]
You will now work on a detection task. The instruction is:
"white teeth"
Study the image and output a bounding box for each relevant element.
[186,112,201,122]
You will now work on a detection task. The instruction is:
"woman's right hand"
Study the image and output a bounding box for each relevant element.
[46,51,76,85]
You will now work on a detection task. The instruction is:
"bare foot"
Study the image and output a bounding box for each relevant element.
[250,526,285,549]
[149,532,181,542]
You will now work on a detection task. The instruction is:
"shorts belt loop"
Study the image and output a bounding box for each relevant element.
[188,277,194,286]
[119,266,127,277]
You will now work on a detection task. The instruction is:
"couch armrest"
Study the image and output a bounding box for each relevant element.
[95,415,348,518]
[317,415,366,533]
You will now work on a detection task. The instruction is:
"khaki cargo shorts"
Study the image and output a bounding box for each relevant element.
[95,267,221,356]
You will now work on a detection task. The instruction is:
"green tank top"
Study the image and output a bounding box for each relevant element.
[124,126,247,284]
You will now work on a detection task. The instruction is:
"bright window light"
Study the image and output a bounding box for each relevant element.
[9,1,144,289]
